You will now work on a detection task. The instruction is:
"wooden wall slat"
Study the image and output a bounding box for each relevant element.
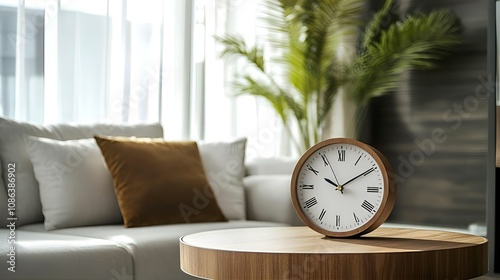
[367,0,489,228]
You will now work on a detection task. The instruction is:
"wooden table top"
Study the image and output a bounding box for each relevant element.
[180,226,488,280]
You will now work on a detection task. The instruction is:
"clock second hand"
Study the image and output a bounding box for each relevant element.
[322,153,340,184]
[321,153,344,194]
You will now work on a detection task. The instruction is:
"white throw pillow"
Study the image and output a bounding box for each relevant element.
[25,137,122,230]
[198,138,247,220]
[0,116,163,226]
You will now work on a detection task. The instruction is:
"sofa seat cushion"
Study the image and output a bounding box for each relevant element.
[0,229,133,280]
[20,221,287,280]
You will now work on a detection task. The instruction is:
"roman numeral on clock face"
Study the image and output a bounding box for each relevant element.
[367,186,380,193]
[361,200,375,213]
[300,184,314,190]
[338,150,346,161]
[321,153,329,166]
[307,164,319,175]
[304,197,318,208]
[353,212,360,223]
[319,209,326,221]
[292,140,394,237]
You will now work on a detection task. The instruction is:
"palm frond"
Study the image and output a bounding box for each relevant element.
[260,0,311,100]
[214,35,265,72]
[311,0,364,128]
[234,75,305,150]
[350,9,461,105]
[235,75,287,120]
[216,0,461,152]
[259,0,294,51]
[361,0,399,50]
[317,67,343,127]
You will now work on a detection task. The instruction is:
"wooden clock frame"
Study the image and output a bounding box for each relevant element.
[290,138,397,238]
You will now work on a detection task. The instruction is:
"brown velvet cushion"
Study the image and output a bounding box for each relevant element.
[94,136,227,228]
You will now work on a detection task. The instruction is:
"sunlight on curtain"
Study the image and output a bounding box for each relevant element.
[2,0,163,125]
[54,0,163,124]
[0,0,44,121]
[202,0,293,157]
[0,0,293,157]
[160,0,193,140]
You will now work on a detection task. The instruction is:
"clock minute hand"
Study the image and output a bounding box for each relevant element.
[342,167,376,187]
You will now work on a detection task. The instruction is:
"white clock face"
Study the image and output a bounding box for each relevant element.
[295,143,385,234]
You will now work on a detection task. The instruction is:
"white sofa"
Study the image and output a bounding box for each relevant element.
[0,117,302,280]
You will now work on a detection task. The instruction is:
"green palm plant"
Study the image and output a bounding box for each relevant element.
[348,0,461,135]
[216,0,461,153]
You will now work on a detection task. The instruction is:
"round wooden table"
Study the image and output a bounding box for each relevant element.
[180,226,488,279]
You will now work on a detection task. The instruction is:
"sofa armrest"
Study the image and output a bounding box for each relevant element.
[244,175,303,226]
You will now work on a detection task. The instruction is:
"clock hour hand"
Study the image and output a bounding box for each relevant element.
[324,178,344,194]
[324,178,338,187]
[342,167,376,187]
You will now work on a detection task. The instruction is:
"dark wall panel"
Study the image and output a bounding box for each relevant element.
[368,0,489,228]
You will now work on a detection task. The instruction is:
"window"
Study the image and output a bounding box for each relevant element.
[1,0,291,157]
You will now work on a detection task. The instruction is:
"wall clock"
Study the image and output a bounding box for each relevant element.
[290,138,397,238]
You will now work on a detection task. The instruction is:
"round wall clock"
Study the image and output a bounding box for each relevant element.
[291,138,397,238]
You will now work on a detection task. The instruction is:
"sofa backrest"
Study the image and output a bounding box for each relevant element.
[0,117,163,227]
[245,157,297,176]
[0,159,8,226]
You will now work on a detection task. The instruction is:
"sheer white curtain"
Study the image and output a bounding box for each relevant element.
[201,0,294,157]
[2,0,163,125]
[0,0,44,121]
[0,0,292,157]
